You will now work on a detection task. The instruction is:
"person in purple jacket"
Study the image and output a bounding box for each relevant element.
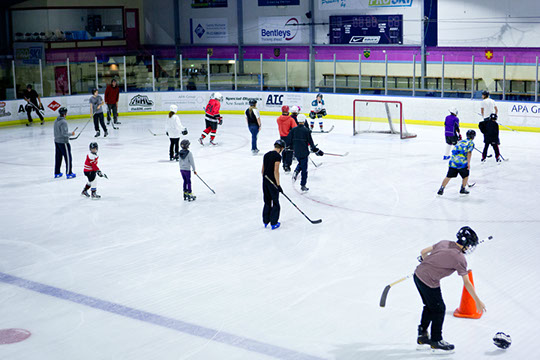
[414,226,486,354]
[443,108,461,160]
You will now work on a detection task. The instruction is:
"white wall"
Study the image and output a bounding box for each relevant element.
[143,0,174,45]
[2,91,539,131]
[438,0,540,47]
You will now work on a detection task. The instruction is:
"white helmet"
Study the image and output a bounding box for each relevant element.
[212,92,223,102]
[449,107,458,115]
[170,104,178,113]
[291,105,299,113]
[297,113,307,123]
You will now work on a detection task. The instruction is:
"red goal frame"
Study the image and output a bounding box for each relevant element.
[353,99,416,139]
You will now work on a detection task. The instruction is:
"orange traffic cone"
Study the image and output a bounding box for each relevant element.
[454,270,482,319]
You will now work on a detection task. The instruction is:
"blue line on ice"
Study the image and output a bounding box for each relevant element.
[0,272,326,360]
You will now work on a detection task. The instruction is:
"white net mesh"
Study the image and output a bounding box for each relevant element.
[353,99,416,139]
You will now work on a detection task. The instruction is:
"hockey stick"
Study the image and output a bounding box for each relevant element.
[264,175,322,224]
[380,235,493,307]
[500,154,509,161]
[98,171,108,180]
[474,147,492,158]
[70,118,92,140]
[109,121,118,130]
[148,129,166,136]
[195,173,215,194]
[27,101,45,119]
[309,156,322,168]
[324,152,349,157]
[380,274,413,307]
[477,112,516,132]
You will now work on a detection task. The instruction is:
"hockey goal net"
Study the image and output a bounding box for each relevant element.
[353,99,416,139]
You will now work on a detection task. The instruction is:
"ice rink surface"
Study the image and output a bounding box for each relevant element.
[1,112,539,359]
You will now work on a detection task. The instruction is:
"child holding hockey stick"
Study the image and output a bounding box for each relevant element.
[82,142,107,199]
[178,139,197,201]
[414,226,486,354]
[437,130,476,196]
[309,93,327,131]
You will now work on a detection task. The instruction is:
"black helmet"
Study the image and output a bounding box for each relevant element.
[58,107,68,116]
[181,139,190,149]
[456,226,479,254]
[482,90,490,97]
[91,88,98,94]
[249,99,257,106]
[466,129,476,140]
[490,114,498,121]
[89,142,98,151]
[274,139,286,149]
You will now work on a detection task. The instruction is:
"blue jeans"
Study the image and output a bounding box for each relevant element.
[248,124,259,150]
[295,157,309,186]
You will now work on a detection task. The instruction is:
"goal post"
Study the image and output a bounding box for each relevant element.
[353,99,417,139]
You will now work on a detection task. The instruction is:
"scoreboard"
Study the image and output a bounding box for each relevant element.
[329,15,403,45]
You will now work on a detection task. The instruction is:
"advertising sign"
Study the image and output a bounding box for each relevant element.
[190,18,228,44]
[258,16,304,43]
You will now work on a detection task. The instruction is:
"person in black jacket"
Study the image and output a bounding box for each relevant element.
[23,84,44,126]
[478,114,501,163]
[290,114,323,192]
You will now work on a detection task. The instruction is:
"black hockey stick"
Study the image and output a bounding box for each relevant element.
[309,156,321,168]
[148,129,166,136]
[265,175,322,224]
[380,274,413,307]
[474,147,492,158]
[380,235,493,307]
[195,173,215,194]
[70,118,92,140]
[324,152,349,157]
[26,101,45,119]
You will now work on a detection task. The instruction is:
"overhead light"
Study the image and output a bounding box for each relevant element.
[228,60,235,64]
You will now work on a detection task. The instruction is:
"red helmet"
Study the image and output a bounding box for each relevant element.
[281,105,289,114]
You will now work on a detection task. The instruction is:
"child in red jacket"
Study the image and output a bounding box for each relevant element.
[81,142,107,199]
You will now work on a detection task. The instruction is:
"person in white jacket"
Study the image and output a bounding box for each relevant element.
[166,104,188,160]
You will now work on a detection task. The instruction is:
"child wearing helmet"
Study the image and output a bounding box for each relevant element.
[290,105,300,125]
[414,226,486,354]
[178,139,197,201]
[276,105,297,172]
[309,93,327,131]
[199,92,223,146]
[81,142,106,199]
[443,108,461,160]
[437,129,476,196]
[245,99,261,154]
[166,104,187,161]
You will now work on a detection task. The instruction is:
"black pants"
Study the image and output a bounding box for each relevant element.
[262,180,280,226]
[295,156,309,186]
[54,142,73,175]
[26,104,44,123]
[414,274,445,342]
[281,135,294,169]
[482,142,500,160]
[169,138,180,158]
[93,113,107,132]
[106,103,118,122]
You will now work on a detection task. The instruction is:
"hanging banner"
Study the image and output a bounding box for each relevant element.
[190,18,228,44]
[258,16,305,43]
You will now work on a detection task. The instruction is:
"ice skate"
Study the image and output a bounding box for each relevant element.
[54,173,63,178]
[209,139,217,146]
[66,173,76,179]
[104,130,108,137]
[198,137,204,146]
[95,130,100,137]
[416,326,431,351]
[283,165,291,173]
[91,189,101,200]
[430,340,455,354]
[271,222,281,230]
[187,193,196,201]
[81,185,91,198]
[114,120,121,125]
[437,186,444,195]
[460,186,470,195]
[292,170,299,182]
[301,185,309,192]
[183,192,189,201]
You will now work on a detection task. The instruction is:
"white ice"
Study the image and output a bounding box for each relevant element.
[0,112,539,359]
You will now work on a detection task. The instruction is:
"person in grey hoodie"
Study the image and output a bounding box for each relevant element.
[54,107,76,179]
[178,139,197,201]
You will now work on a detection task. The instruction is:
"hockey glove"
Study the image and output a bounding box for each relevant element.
[97,171,103,177]
[218,117,223,125]
[458,134,462,141]
[309,111,317,119]
[277,185,283,193]
[182,129,188,135]
[166,132,169,136]
[311,148,324,156]
[417,255,423,263]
